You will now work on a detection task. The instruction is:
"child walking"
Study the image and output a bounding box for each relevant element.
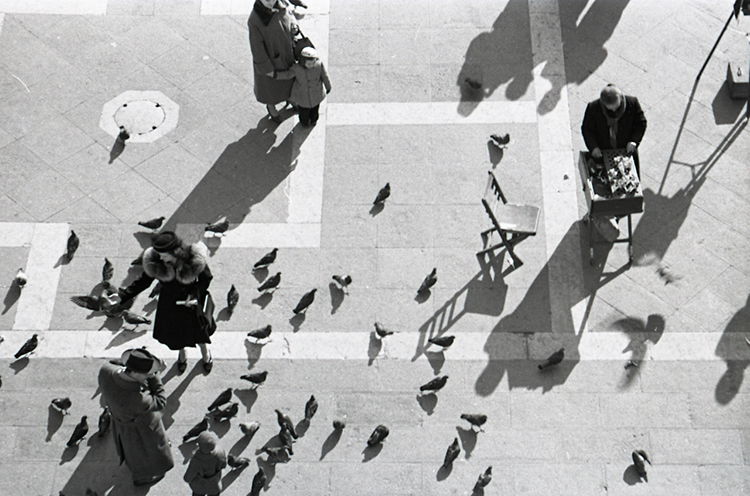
[184,431,227,496]
[275,46,331,127]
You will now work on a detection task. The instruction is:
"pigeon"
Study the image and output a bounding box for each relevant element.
[14,333,38,359]
[211,402,239,421]
[117,126,130,141]
[182,417,209,442]
[102,258,114,283]
[474,466,493,490]
[239,421,261,438]
[373,183,391,205]
[278,426,295,455]
[632,449,651,480]
[240,371,268,387]
[374,322,394,338]
[275,409,298,439]
[538,348,565,370]
[464,77,482,90]
[253,248,278,270]
[262,444,291,460]
[51,397,72,415]
[427,335,455,349]
[0,375,3,388]
[304,395,318,421]
[14,268,27,288]
[289,0,307,8]
[625,360,639,369]
[130,253,143,266]
[332,275,352,289]
[205,219,229,235]
[745,336,750,347]
[460,413,487,431]
[148,282,161,299]
[258,272,281,292]
[227,454,251,469]
[67,416,89,447]
[489,133,510,148]
[418,268,437,294]
[138,216,165,230]
[70,295,106,312]
[247,325,272,341]
[227,285,239,315]
[121,311,151,328]
[656,264,682,285]
[250,467,266,496]
[443,437,460,467]
[97,406,111,437]
[367,424,389,446]
[293,289,316,314]
[207,388,233,411]
[65,230,79,261]
[419,375,449,393]
[333,418,346,430]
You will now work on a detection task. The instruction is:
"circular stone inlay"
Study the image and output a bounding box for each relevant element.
[114,100,167,136]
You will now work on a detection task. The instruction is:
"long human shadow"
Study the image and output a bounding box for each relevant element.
[538,0,631,114]
[162,117,310,236]
[714,293,750,405]
[476,220,624,395]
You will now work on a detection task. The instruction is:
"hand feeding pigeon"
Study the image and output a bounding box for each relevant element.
[442,437,461,467]
[538,348,565,370]
[419,375,449,393]
[227,285,239,315]
[427,335,455,349]
[67,416,89,447]
[374,322,394,338]
[65,231,79,261]
[227,454,251,469]
[373,183,391,205]
[211,402,239,421]
[14,333,39,359]
[102,258,114,284]
[137,216,165,231]
[239,421,261,438]
[275,409,298,439]
[97,406,111,437]
[418,268,437,294]
[258,272,281,292]
[51,397,72,415]
[14,268,27,288]
[293,289,316,314]
[253,248,278,270]
[207,388,233,411]
[240,371,268,387]
[489,133,510,148]
[182,417,209,442]
[205,219,229,235]
[247,325,272,341]
[304,395,318,421]
[250,467,267,496]
[474,466,493,490]
[367,424,389,446]
[460,413,487,431]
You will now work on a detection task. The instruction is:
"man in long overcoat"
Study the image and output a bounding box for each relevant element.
[98,348,174,486]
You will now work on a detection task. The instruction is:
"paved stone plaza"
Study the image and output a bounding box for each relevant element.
[0,0,749,494]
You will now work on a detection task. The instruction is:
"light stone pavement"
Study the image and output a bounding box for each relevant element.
[0,0,749,495]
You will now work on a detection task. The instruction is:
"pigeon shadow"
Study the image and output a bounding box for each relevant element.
[178,441,196,464]
[328,282,345,314]
[714,293,750,405]
[613,313,665,387]
[162,363,202,430]
[456,427,478,459]
[98,316,124,332]
[234,388,259,413]
[1,284,21,314]
[367,332,382,366]
[60,444,80,465]
[436,463,453,481]
[216,307,231,322]
[424,351,445,374]
[244,340,264,369]
[257,456,278,487]
[471,487,486,496]
[209,415,232,438]
[487,140,503,168]
[46,405,64,441]
[289,313,306,332]
[252,292,273,309]
[54,254,70,268]
[368,203,384,217]
[105,329,147,349]
[220,462,246,491]
[416,393,438,416]
[711,79,745,125]
[320,429,342,461]
[414,290,431,304]
[295,419,310,438]
[229,433,252,457]
[142,299,157,315]
[623,464,645,485]
[361,443,383,462]
[109,137,125,164]
[252,267,269,283]
[10,357,29,374]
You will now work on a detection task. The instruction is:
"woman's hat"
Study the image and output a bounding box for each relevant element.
[151,231,181,253]
[121,348,164,375]
[300,47,318,59]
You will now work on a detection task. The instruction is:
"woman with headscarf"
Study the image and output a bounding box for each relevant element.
[115,231,216,374]
[248,0,299,123]
[98,348,174,486]
[184,431,228,496]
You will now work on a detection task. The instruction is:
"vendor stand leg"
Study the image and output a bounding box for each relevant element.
[626,214,634,263]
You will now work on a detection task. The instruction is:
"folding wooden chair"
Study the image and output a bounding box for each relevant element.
[477,170,540,268]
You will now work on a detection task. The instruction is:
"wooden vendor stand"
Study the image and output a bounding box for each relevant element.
[577,149,644,265]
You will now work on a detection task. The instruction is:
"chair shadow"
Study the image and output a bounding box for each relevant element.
[714,293,750,405]
[319,428,342,461]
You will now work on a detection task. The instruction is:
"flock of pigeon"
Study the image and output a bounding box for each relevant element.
[4,176,655,495]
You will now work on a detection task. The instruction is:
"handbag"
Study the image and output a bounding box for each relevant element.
[196,291,217,336]
[293,29,315,61]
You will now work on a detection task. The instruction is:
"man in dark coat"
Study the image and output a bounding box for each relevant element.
[98,348,174,486]
[581,84,647,175]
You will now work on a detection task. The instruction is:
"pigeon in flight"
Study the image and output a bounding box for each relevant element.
[138,216,165,230]
[538,348,564,370]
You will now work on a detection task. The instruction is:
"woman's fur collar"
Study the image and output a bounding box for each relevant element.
[142,243,208,284]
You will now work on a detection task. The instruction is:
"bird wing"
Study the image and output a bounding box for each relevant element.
[70,295,102,311]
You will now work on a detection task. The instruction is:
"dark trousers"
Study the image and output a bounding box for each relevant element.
[193,493,219,496]
[298,104,320,126]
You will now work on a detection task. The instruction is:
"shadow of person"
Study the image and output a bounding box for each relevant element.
[456,0,535,116]
[416,393,438,416]
[2,284,20,314]
[320,428,342,461]
[162,364,202,430]
[162,117,310,236]
[456,426,478,459]
[714,293,750,405]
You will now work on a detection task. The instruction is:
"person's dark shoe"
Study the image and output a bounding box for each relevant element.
[202,357,213,374]
[268,113,283,124]
[133,474,164,486]
[176,358,187,375]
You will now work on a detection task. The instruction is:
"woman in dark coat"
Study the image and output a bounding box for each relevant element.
[117,231,216,374]
[98,348,174,486]
[248,0,298,122]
